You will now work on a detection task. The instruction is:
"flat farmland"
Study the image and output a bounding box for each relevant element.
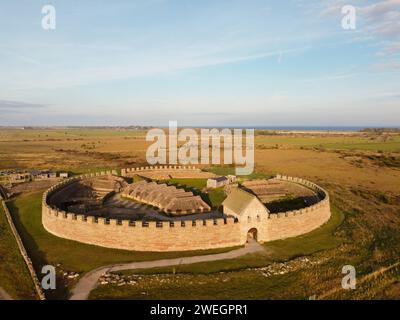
[256,133,400,152]
[2,128,399,171]
[0,128,149,171]
[1,127,400,300]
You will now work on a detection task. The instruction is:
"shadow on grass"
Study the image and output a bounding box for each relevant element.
[265,196,318,213]
[117,206,346,277]
[265,205,345,261]
[7,200,70,300]
[7,190,243,299]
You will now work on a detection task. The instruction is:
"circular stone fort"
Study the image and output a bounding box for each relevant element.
[42,166,331,252]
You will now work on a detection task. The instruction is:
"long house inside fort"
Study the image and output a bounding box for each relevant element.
[122,180,211,215]
[42,166,331,252]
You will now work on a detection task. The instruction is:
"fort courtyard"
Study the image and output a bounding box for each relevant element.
[42,166,331,252]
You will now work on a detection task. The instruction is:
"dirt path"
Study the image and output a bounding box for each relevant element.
[70,240,265,300]
[0,287,13,300]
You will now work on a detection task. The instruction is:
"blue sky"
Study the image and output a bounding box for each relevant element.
[0,0,399,126]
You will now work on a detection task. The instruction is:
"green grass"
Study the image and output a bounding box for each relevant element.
[90,269,312,300]
[244,171,274,180]
[326,263,400,300]
[166,178,207,190]
[7,190,241,299]
[106,206,345,277]
[8,187,345,300]
[130,174,144,182]
[89,206,346,300]
[265,206,345,260]
[203,166,236,176]
[0,203,37,299]
[117,253,271,277]
[203,166,272,180]
[0,128,147,140]
[165,179,227,209]
[323,142,400,152]
[255,135,400,152]
[203,188,227,210]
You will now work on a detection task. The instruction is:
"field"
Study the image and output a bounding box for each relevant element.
[89,206,345,300]
[7,190,239,299]
[0,203,36,299]
[1,127,400,300]
[256,134,400,152]
[166,178,207,191]
[2,128,399,173]
[93,205,344,275]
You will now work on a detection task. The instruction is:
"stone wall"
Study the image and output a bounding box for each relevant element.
[264,174,331,241]
[265,200,331,241]
[121,165,199,176]
[41,170,331,252]
[42,172,242,251]
[42,208,241,251]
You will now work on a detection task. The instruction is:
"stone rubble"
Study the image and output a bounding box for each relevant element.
[62,270,80,279]
[253,257,320,278]
[97,256,324,286]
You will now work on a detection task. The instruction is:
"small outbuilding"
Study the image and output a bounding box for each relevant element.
[207,176,229,189]
[48,172,57,179]
[59,172,69,179]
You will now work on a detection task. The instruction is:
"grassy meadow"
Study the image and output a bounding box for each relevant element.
[0,203,37,299]
[6,190,238,299]
[2,127,399,172]
[1,127,399,299]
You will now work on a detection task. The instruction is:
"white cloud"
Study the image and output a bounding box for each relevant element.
[0,100,47,109]
[0,45,309,90]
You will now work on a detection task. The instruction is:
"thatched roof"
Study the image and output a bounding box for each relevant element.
[123,181,211,214]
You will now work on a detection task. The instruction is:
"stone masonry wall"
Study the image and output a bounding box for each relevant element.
[121,165,199,177]
[41,169,331,251]
[42,209,241,251]
[263,175,331,241]
[42,170,242,251]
